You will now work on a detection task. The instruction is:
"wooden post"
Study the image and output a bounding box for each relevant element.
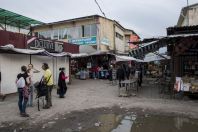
[68,56,71,84]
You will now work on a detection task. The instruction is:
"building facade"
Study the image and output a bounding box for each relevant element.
[32,15,139,54]
[177,3,198,26]
[0,8,80,95]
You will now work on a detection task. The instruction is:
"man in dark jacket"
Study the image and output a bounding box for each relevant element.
[116,65,125,87]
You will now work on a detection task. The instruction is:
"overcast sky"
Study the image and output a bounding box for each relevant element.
[1,0,198,38]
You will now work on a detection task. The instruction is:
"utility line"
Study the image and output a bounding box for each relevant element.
[94,0,106,17]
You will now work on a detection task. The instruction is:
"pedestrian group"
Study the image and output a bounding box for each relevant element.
[16,63,68,117]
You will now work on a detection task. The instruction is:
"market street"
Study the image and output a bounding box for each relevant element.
[1,78,198,131]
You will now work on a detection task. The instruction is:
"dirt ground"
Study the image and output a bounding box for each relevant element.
[0,78,198,131]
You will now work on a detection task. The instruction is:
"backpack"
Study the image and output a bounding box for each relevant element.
[16,77,25,88]
[35,75,51,111]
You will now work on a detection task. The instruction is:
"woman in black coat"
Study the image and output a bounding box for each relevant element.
[58,68,68,98]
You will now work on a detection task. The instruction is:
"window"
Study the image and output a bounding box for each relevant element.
[38,32,44,38]
[84,25,91,37]
[39,31,52,39]
[116,32,123,40]
[83,24,97,37]
[59,28,67,39]
[53,29,58,40]
[91,24,97,36]
[67,27,82,39]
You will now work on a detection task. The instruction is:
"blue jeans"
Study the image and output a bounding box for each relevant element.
[18,88,28,114]
[92,72,99,79]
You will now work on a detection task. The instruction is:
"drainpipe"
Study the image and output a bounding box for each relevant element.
[113,23,116,54]
[186,0,189,26]
[97,23,100,51]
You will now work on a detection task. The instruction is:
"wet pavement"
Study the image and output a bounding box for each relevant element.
[1,106,198,132]
[1,78,198,132]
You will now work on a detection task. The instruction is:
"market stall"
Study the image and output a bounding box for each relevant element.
[0,45,70,95]
[166,26,198,95]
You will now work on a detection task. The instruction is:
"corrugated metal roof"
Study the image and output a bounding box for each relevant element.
[0,8,43,29]
[129,33,198,58]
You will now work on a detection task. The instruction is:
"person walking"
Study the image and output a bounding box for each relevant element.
[42,63,53,109]
[123,64,131,80]
[16,66,30,117]
[58,68,68,98]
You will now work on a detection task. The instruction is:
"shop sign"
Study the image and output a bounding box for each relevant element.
[69,36,97,45]
[28,38,64,53]
[101,37,110,45]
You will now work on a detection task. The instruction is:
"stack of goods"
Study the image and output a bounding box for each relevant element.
[190,79,198,93]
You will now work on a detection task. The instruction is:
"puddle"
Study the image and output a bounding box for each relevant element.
[85,114,198,132]
[84,114,123,132]
[2,108,198,132]
[131,115,198,132]
[111,115,136,132]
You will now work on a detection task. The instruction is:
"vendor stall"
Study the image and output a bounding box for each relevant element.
[0,45,70,95]
[166,26,198,95]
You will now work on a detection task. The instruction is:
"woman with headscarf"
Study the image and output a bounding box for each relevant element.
[58,68,68,98]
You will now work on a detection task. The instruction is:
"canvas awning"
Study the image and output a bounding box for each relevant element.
[0,44,71,57]
[89,50,111,56]
[70,51,143,62]
[143,53,170,62]
[71,53,89,58]
[115,55,143,62]
[0,44,45,54]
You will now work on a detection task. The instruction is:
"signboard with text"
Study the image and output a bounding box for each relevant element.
[68,36,97,45]
[27,38,64,53]
[101,37,110,46]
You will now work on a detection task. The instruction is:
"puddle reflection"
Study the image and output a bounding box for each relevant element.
[84,114,198,132]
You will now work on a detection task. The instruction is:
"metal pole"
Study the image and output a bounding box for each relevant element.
[4,16,6,31]
[30,55,32,64]
[187,0,189,26]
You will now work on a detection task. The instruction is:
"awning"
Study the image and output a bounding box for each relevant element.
[129,33,198,59]
[143,53,170,62]
[89,50,111,56]
[71,53,89,58]
[129,40,161,59]
[167,33,198,38]
[43,52,71,57]
[115,55,143,62]
[0,44,71,57]
[0,44,45,54]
